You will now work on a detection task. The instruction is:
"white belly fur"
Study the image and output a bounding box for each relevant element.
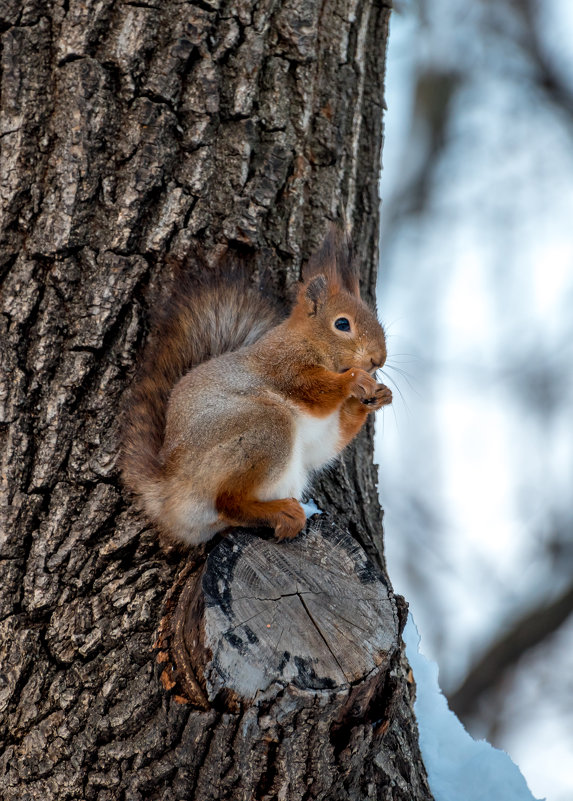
[258,409,340,501]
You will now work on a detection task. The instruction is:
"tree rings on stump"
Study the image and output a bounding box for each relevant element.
[163,521,399,706]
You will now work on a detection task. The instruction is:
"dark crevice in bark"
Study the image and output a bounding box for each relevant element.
[56,53,86,67]
[138,90,180,116]
[254,736,280,799]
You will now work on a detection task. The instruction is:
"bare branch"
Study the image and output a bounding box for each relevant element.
[449,581,573,719]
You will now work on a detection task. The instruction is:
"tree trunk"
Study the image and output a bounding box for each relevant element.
[0,1,433,799]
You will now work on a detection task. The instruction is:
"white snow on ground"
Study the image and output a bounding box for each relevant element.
[404,615,544,801]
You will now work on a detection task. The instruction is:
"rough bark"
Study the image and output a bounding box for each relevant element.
[0,1,433,799]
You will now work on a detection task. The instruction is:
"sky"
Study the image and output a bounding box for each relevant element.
[375,2,573,798]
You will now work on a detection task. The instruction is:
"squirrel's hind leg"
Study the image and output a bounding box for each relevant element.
[210,403,306,540]
[216,492,306,541]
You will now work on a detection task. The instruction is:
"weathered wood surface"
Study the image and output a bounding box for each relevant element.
[161,523,398,702]
[0,0,433,798]
[201,525,397,698]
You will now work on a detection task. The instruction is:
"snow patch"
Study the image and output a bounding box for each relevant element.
[301,498,323,518]
[404,615,544,801]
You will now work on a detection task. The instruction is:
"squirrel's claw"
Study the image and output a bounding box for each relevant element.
[361,383,392,410]
[273,499,306,541]
[347,369,379,401]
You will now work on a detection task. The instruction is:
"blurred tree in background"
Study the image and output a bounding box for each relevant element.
[377,1,573,798]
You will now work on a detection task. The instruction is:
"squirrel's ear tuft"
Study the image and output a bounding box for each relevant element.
[303,223,360,297]
[303,274,328,315]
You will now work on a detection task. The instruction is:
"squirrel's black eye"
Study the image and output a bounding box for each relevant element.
[334,317,351,332]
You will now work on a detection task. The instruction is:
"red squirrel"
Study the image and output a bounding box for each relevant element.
[121,226,392,545]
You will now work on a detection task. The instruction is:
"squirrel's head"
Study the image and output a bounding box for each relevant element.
[292,225,387,374]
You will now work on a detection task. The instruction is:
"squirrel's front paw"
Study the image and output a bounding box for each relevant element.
[361,383,392,410]
[347,369,379,402]
[273,499,306,541]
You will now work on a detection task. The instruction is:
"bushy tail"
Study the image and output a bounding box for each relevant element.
[120,259,282,519]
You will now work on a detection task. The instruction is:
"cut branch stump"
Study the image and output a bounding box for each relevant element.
[156,520,403,799]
